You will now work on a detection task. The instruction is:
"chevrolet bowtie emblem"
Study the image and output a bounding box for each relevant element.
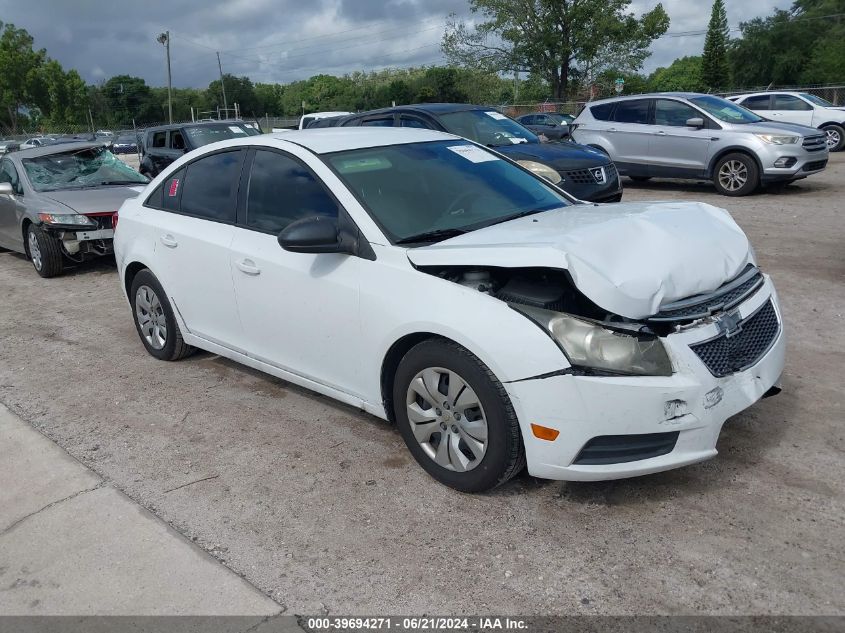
[716,310,743,338]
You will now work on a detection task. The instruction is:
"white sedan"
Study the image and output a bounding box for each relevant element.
[114,128,785,492]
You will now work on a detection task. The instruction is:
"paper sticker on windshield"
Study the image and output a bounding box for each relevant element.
[229,126,246,134]
[447,145,499,163]
[485,111,508,120]
[168,179,180,197]
[509,137,528,144]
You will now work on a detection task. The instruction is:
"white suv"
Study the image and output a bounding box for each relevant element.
[729,92,845,152]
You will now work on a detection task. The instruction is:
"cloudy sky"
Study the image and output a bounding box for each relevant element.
[0,0,793,88]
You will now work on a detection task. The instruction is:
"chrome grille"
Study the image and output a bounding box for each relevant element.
[649,265,764,323]
[562,163,616,185]
[690,300,780,377]
[802,135,827,152]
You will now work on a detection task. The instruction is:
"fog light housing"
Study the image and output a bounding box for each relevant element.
[773,157,797,168]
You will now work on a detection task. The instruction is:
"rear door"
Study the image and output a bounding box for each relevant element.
[768,94,814,127]
[649,99,714,176]
[607,99,653,174]
[737,94,772,116]
[229,147,365,395]
[143,149,245,348]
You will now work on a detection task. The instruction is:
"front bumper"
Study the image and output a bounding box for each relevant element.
[506,277,785,481]
[758,143,829,181]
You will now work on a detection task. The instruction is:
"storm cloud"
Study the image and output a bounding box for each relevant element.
[0,0,792,88]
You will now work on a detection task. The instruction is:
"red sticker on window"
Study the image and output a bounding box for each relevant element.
[168,179,180,197]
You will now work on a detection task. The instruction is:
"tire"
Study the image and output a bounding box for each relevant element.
[129,269,194,361]
[713,152,759,197]
[821,124,845,152]
[27,224,63,278]
[392,339,525,493]
[629,176,652,183]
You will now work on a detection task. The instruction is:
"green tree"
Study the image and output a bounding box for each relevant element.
[101,75,159,126]
[442,0,669,100]
[0,22,46,133]
[206,74,259,115]
[701,0,730,89]
[648,56,704,92]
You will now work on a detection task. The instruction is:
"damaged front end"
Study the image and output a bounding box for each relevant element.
[38,212,116,262]
[419,262,771,380]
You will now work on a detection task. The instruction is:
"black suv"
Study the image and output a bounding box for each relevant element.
[140,120,259,178]
[332,104,622,203]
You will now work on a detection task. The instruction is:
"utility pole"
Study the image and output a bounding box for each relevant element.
[157,31,173,124]
[217,52,228,116]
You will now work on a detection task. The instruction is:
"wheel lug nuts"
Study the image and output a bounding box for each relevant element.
[451,425,458,433]
[435,409,442,416]
[444,403,450,410]
[454,413,461,420]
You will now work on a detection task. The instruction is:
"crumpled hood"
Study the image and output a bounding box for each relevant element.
[42,186,145,214]
[407,201,752,319]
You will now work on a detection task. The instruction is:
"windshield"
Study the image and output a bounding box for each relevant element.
[801,93,834,107]
[438,110,539,147]
[184,124,250,147]
[326,140,570,244]
[689,95,764,124]
[22,146,149,192]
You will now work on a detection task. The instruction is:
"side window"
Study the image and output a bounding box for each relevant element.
[169,131,186,150]
[361,117,395,127]
[654,100,701,126]
[612,99,651,124]
[742,95,771,111]
[245,150,338,235]
[180,151,243,222]
[590,103,614,121]
[151,132,167,148]
[773,95,812,111]
[537,115,550,125]
[520,115,535,125]
[400,116,431,129]
[146,168,185,211]
[0,159,21,194]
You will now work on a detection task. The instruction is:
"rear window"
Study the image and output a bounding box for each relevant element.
[590,103,614,121]
[612,100,651,124]
[742,95,771,111]
[183,124,250,148]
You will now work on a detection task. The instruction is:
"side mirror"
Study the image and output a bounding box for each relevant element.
[686,117,705,128]
[0,182,14,196]
[278,216,351,254]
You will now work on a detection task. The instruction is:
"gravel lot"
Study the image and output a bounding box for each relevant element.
[0,153,843,615]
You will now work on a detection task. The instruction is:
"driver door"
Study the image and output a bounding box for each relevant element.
[229,148,366,397]
[0,159,25,251]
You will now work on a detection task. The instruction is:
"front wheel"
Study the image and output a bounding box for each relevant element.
[392,339,525,493]
[27,224,63,278]
[821,124,845,152]
[713,153,759,197]
[130,269,194,361]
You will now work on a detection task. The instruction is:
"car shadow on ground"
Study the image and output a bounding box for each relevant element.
[1,251,117,277]
[624,177,827,198]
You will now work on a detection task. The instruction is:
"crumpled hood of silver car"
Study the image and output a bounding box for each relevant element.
[43,186,143,214]
[406,201,752,319]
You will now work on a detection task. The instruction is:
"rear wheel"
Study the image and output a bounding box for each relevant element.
[392,339,525,493]
[27,224,63,278]
[821,124,844,152]
[130,269,194,361]
[713,153,759,197]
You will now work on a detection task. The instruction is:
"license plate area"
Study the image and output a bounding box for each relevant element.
[75,229,114,241]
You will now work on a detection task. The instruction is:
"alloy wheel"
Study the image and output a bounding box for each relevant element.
[135,285,167,350]
[718,160,748,192]
[826,128,841,149]
[405,367,488,472]
[28,231,42,271]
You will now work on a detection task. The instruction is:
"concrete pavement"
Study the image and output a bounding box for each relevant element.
[0,403,294,621]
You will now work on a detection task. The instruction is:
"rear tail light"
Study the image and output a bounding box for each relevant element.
[112,211,119,230]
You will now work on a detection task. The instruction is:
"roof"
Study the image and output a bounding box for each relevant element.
[144,120,250,132]
[585,92,716,105]
[273,127,459,154]
[10,141,107,159]
[729,91,804,98]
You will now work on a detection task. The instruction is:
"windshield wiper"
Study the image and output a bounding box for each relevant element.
[98,180,147,185]
[395,227,468,245]
[475,207,550,229]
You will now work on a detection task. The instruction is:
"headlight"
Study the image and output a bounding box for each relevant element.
[513,304,673,376]
[517,160,562,184]
[755,134,799,145]
[38,212,96,226]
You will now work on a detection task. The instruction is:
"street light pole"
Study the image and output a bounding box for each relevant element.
[216,51,228,116]
[157,31,173,124]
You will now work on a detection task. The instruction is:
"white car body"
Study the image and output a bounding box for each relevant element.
[299,112,352,129]
[114,128,785,485]
[729,91,845,150]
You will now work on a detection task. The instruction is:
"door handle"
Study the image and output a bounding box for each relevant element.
[160,234,178,248]
[654,131,667,135]
[607,127,617,132]
[235,258,261,276]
